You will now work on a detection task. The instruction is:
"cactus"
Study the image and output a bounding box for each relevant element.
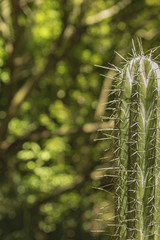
[104,44,160,239]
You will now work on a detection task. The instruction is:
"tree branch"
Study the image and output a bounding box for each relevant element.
[94,70,115,121]
[0,120,114,157]
[33,175,86,208]
[85,0,132,26]
[0,13,88,141]
[94,54,120,120]
[0,3,11,43]
[0,0,127,140]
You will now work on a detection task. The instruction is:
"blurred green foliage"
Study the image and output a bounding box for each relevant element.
[0,0,160,239]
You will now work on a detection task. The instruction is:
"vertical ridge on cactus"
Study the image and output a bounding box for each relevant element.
[103,45,160,239]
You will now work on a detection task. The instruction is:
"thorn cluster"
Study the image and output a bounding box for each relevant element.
[99,42,160,239]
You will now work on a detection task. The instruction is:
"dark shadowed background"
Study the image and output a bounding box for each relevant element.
[0,0,160,239]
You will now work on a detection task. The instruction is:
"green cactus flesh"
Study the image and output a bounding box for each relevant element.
[110,54,160,239]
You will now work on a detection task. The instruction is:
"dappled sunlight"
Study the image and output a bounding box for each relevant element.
[0,0,159,239]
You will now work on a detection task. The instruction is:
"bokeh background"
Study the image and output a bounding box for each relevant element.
[0,0,160,239]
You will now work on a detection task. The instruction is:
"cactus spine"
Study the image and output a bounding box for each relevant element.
[109,48,160,239]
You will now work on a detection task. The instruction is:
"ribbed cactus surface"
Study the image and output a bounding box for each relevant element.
[110,51,160,240]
